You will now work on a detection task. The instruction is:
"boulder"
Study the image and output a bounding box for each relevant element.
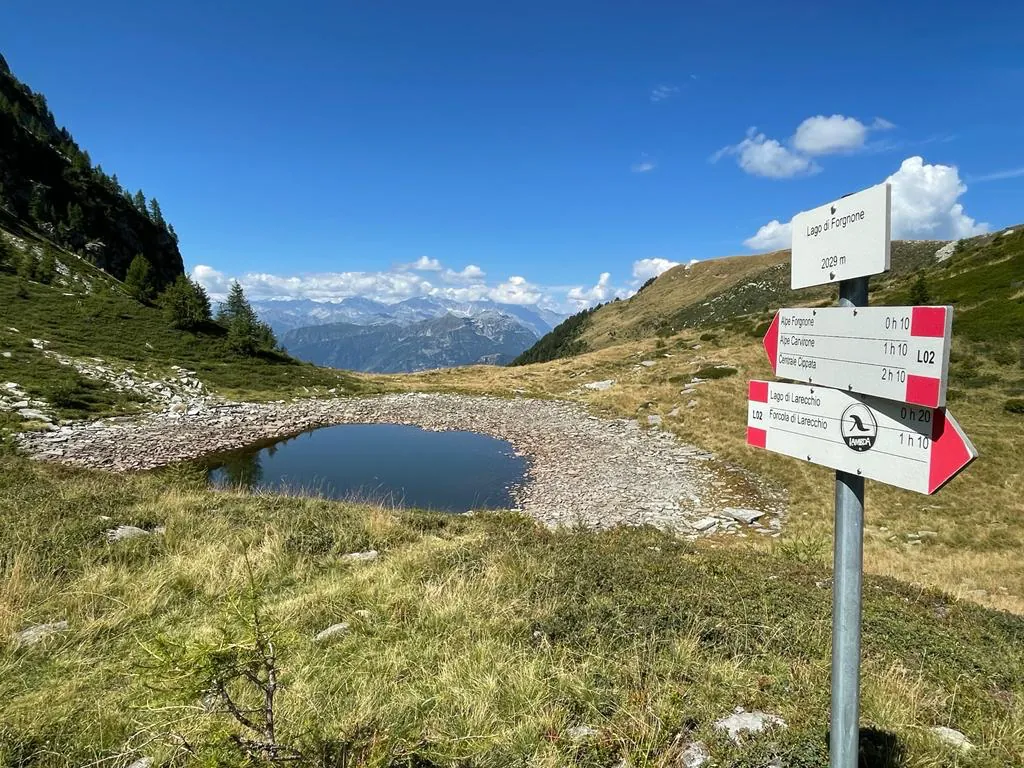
[583,379,615,391]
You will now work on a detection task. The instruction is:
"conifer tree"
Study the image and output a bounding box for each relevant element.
[909,273,931,305]
[133,190,147,214]
[149,197,166,229]
[161,275,212,330]
[217,281,277,355]
[124,254,155,302]
[37,248,57,284]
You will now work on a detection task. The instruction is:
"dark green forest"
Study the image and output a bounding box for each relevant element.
[0,52,183,287]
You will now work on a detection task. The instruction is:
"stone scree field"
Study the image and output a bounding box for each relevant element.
[19,392,784,535]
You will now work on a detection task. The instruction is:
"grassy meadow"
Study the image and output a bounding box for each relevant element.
[1,456,1022,767]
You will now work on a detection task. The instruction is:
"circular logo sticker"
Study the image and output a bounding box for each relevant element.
[841,404,877,452]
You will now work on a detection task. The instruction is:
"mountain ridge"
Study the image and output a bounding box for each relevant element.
[281,310,540,372]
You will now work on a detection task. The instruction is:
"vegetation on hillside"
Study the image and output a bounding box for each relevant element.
[0,53,183,287]
[1,456,1021,766]
[0,227,371,416]
[510,303,603,366]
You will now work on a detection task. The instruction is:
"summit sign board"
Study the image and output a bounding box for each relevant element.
[790,183,891,289]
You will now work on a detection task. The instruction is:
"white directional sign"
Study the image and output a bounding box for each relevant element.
[763,306,953,407]
[791,183,891,289]
[747,380,977,494]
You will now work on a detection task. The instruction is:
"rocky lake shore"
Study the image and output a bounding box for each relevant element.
[18,392,785,535]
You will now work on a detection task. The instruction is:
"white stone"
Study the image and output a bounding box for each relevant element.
[314,622,351,641]
[105,525,151,542]
[342,550,379,562]
[713,710,786,742]
[934,242,957,262]
[691,517,718,531]
[565,725,598,742]
[13,620,69,646]
[127,759,154,768]
[930,726,974,751]
[18,408,50,422]
[583,379,615,391]
[640,360,656,367]
[679,741,710,768]
[647,415,663,426]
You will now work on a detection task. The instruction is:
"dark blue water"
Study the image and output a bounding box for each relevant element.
[207,423,527,512]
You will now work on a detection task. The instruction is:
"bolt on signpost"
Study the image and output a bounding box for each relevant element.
[746,182,977,768]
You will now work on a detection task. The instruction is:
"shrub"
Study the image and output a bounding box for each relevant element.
[1005,399,1024,415]
[694,365,738,380]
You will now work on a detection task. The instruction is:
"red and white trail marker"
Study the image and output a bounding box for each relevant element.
[747,380,977,495]
[762,306,953,408]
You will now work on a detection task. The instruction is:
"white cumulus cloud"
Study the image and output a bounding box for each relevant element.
[407,255,442,271]
[567,272,614,309]
[743,220,792,250]
[886,156,988,239]
[792,114,870,155]
[712,128,820,179]
[742,155,989,250]
[716,115,895,178]
[632,258,680,281]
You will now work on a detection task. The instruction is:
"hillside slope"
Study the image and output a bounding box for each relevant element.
[0,224,369,426]
[0,53,182,286]
[516,239,949,364]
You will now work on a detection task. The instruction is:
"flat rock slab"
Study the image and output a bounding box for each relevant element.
[723,507,765,524]
[19,393,783,533]
[714,710,786,742]
[583,379,615,391]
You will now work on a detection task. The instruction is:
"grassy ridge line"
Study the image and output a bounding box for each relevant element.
[1,456,1021,766]
[513,239,954,367]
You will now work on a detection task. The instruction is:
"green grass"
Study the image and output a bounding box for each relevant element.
[1,455,1022,767]
[0,232,380,414]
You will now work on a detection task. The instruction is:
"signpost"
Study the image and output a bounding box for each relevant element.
[761,306,954,407]
[746,380,977,494]
[749,182,977,768]
[790,183,891,289]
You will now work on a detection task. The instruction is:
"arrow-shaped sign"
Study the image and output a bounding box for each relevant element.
[762,306,953,407]
[747,380,976,494]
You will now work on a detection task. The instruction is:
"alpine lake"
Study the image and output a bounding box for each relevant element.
[205,423,528,513]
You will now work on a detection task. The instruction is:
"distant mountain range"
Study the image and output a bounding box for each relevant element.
[252,297,566,373]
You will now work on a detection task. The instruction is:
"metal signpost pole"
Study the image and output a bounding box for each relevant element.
[831,275,869,768]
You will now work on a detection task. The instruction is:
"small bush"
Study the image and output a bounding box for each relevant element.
[1005,398,1024,415]
[693,365,738,380]
[699,332,717,342]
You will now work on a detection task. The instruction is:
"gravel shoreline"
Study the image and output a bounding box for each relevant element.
[19,393,784,534]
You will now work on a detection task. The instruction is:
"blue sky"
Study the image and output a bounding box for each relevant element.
[3,0,1023,310]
